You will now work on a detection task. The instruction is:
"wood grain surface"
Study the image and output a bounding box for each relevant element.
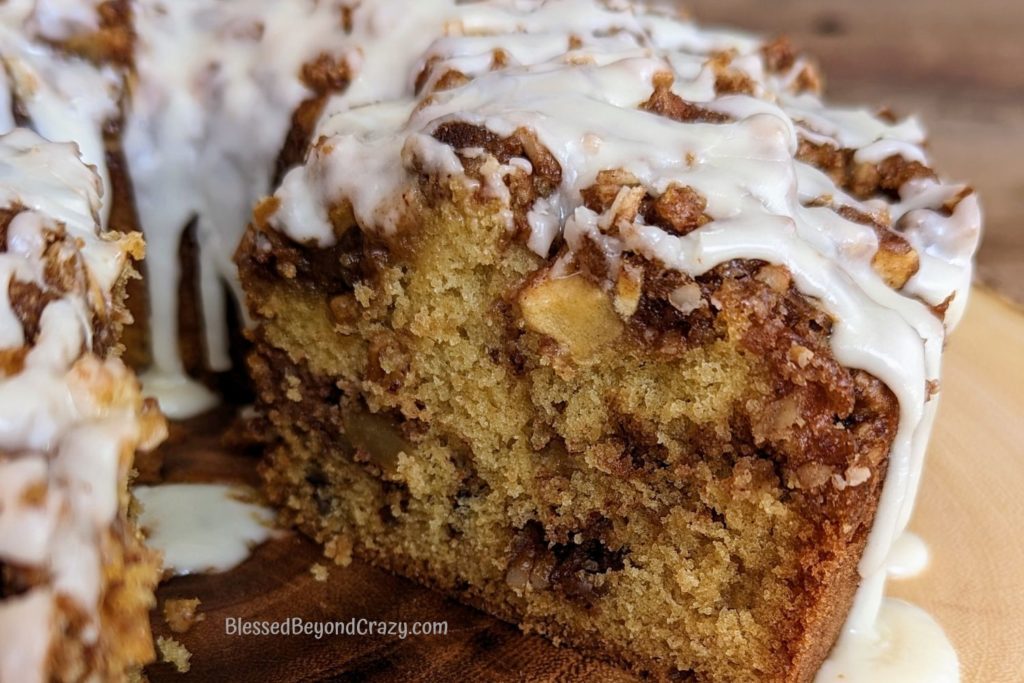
[143,291,1024,683]
[143,3,1024,681]
[889,289,1024,683]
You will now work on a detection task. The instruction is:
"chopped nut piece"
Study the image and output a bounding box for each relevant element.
[761,36,798,72]
[580,169,641,213]
[796,462,833,490]
[667,283,704,316]
[343,406,411,478]
[607,185,647,228]
[872,232,920,290]
[771,395,803,433]
[599,169,641,186]
[328,294,361,333]
[789,345,814,369]
[650,185,710,236]
[641,72,730,124]
[285,374,302,402]
[941,187,973,214]
[790,63,823,94]
[613,262,644,319]
[163,598,204,634]
[519,275,623,360]
[328,200,357,237]
[755,264,792,294]
[708,52,756,95]
[0,347,28,377]
[798,141,936,200]
[300,52,350,93]
[505,521,625,602]
[835,205,920,289]
[491,48,510,70]
[513,128,562,196]
[252,196,280,230]
[845,465,871,487]
[432,68,471,92]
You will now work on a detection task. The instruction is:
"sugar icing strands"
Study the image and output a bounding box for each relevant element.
[125,0,359,417]
[0,0,121,226]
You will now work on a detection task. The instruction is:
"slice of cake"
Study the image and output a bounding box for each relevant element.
[238,2,980,681]
[1,6,165,682]
[0,129,165,682]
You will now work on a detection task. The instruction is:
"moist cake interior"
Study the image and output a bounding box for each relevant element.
[242,172,902,679]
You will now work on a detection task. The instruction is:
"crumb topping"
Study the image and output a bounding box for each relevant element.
[0,129,165,683]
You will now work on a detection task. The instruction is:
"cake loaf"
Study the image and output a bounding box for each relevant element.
[1,4,165,682]
[0,128,165,682]
[238,1,981,681]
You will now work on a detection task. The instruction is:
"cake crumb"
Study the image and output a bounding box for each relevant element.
[285,374,303,402]
[163,598,204,634]
[156,636,192,673]
[324,535,353,567]
[310,563,330,582]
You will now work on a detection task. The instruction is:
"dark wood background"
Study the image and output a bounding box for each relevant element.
[686,0,1024,303]
[145,3,1023,682]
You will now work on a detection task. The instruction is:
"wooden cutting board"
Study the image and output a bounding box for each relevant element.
[143,287,1024,683]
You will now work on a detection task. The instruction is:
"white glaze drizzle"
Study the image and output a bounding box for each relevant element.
[817,598,958,683]
[269,1,979,679]
[886,531,930,580]
[0,129,165,683]
[0,590,54,683]
[125,0,354,418]
[134,483,276,576]
[0,0,121,225]
[816,530,956,682]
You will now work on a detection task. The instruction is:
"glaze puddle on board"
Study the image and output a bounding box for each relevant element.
[816,598,958,683]
[135,483,276,576]
[815,532,957,682]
